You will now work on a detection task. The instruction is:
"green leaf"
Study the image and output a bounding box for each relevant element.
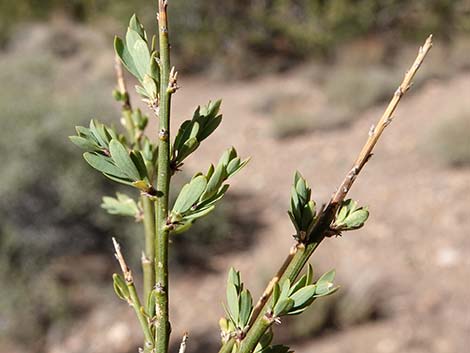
[289,274,307,296]
[130,150,149,180]
[173,175,207,213]
[83,153,129,179]
[146,289,157,318]
[113,274,130,301]
[183,205,216,221]
[260,345,292,353]
[306,264,314,285]
[142,74,157,99]
[273,298,294,317]
[226,283,239,324]
[115,36,140,80]
[294,172,309,204]
[109,139,141,181]
[315,269,337,296]
[227,267,241,289]
[227,157,250,177]
[278,279,291,304]
[89,119,109,148]
[198,114,222,141]
[150,51,160,82]
[176,137,200,163]
[272,282,281,306]
[201,163,226,200]
[125,29,151,81]
[69,135,100,152]
[219,147,237,167]
[239,289,253,327]
[102,193,140,218]
[344,208,369,229]
[128,14,146,40]
[289,285,316,309]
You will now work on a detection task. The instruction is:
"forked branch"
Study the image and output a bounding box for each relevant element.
[233,35,433,353]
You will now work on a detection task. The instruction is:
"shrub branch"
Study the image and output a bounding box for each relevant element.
[233,35,433,353]
[114,57,156,309]
[155,1,173,352]
[112,238,155,351]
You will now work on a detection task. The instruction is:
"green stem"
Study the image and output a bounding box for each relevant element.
[237,316,274,353]
[236,241,322,353]
[128,282,155,352]
[218,339,235,353]
[155,1,172,352]
[142,196,156,310]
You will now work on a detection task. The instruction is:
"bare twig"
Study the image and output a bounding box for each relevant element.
[113,237,133,283]
[329,35,433,208]
[178,332,189,353]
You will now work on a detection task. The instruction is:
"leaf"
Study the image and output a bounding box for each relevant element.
[109,139,141,181]
[101,193,140,218]
[306,264,314,285]
[198,114,222,141]
[239,289,253,327]
[125,29,151,81]
[219,147,237,167]
[272,282,281,306]
[226,283,239,324]
[300,200,316,230]
[142,74,157,99]
[83,152,129,179]
[278,279,291,304]
[69,135,100,152]
[150,51,160,82]
[103,173,135,186]
[173,175,207,213]
[146,289,156,318]
[273,298,294,317]
[176,137,200,163]
[130,150,149,180]
[201,163,226,200]
[183,205,216,221]
[289,285,316,309]
[294,172,309,204]
[115,36,140,80]
[113,274,130,301]
[344,208,369,229]
[227,157,250,177]
[227,267,241,289]
[128,14,146,39]
[315,269,337,296]
[289,274,307,296]
[261,345,292,353]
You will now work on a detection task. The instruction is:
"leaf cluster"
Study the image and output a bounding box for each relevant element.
[288,172,317,242]
[69,120,156,194]
[102,192,142,220]
[332,199,369,231]
[115,15,160,103]
[169,147,249,234]
[220,268,254,339]
[270,265,338,317]
[171,100,223,169]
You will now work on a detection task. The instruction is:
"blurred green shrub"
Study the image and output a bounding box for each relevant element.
[257,64,401,139]
[1,0,469,73]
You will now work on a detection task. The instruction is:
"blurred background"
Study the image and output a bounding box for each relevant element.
[1,1,470,353]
